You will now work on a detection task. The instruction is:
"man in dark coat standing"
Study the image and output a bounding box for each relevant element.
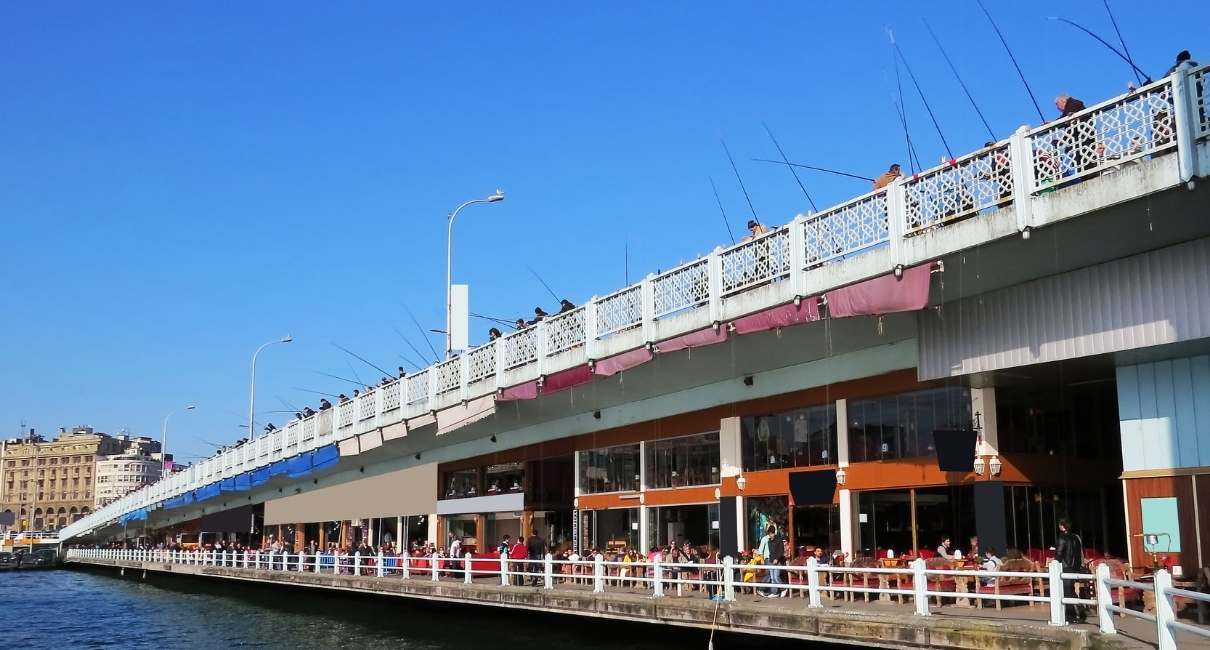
[1056,518,1086,623]
[526,528,547,586]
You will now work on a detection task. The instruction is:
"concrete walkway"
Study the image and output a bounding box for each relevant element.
[68,557,1204,649]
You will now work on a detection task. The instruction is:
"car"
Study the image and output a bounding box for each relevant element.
[0,552,14,566]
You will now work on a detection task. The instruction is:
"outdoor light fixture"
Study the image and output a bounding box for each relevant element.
[973,457,986,476]
[736,475,747,491]
[894,264,904,279]
[1021,226,1032,240]
[989,456,1002,476]
[743,375,754,387]
[414,453,421,461]
[490,435,497,443]
[836,468,847,486]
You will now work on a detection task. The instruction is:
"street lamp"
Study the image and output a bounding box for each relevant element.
[445,189,505,358]
[249,335,292,444]
[160,404,196,477]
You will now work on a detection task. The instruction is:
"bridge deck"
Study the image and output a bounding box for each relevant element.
[68,556,1196,650]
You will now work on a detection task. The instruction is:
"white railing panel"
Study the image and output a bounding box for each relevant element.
[357,391,377,421]
[803,188,889,268]
[904,142,1013,235]
[652,258,709,319]
[1193,65,1209,138]
[435,359,461,395]
[595,284,642,337]
[1030,79,1176,192]
[545,307,586,356]
[501,328,538,370]
[381,380,401,412]
[337,401,355,428]
[405,369,430,407]
[466,342,497,384]
[720,228,791,296]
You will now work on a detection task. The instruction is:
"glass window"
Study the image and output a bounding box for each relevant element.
[485,462,524,495]
[848,386,971,463]
[745,495,788,554]
[443,468,479,499]
[644,432,720,489]
[577,443,640,494]
[647,504,720,551]
[742,403,837,472]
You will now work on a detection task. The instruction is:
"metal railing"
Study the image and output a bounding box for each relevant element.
[60,64,1210,544]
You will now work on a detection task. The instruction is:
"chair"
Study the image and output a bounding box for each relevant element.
[846,558,881,603]
[896,557,957,606]
[1101,559,1143,616]
[976,558,1036,610]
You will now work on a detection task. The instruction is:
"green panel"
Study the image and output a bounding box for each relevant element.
[1140,496,1181,553]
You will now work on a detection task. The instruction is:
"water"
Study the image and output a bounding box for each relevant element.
[2,568,835,649]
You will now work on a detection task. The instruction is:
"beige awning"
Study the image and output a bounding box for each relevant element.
[264,463,436,525]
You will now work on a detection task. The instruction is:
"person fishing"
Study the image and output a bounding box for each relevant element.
[873,164,902,190]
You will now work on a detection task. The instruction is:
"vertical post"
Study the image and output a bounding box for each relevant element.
[707,247,724,325]
[458,355,470,403]
[334,553,341,575]
[886,178,906,264]
[377,551,384,578]
[500,552,509,586]
[1154,569,1178,650]
[593,553,605,593]
[1048,559,1066,626]
[315,552,321,574]
[354,552,361,576]
[806,556,822,608]
[430,552,439,582]
[1171,63,1200,183]
[402,553,410,580]
[640,273,655,343]
[535,320,549,376]
[493,339,506,393]
[789,214,807,298]
[584,298,599,362]
[427,367,438,407]
[464,552,473,584]
[653,556,664,598]
[1008,124,1036,229]
[912,557,930,616]
[543,553,554,590]
[1094,563,1116,635]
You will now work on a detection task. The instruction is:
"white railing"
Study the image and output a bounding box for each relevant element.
[79,548,1210,643]
[59,65,1210,543]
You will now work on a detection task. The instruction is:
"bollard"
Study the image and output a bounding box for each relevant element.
[1154,569,1177,650]
[653,558,664,598]
[315,553,322,574]
[912,557,930,616]
[431,552,439,582]
[222,550,228,567]
[377,551,385,578]
[1047,560,1065,626]
[500,552,509,586]
[806,557,822,608]
[1094,563,1115,635]
[593,554,605,593]
[543,553,554,590]
[723,556,735,602]
[465,552,473,584]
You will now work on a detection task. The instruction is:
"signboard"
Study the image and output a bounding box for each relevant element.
[451,284,469,352]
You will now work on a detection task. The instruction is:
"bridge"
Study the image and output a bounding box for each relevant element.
[60,64,1210,649]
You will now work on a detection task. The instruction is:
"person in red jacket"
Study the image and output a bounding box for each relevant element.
[509,535,528,586]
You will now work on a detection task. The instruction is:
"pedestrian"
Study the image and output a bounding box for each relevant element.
[968,535,980,560]
[529,307,548,325]
[1056,518,1087,623]
[873,164,901,190]
[319,398,332,410]
[1166,49,1197,76]
[449,535,463,576]
[509,534,528,586]
[398,366,407,379]
[515,318,527,330]
[936,536,955,560]
[558,299,575,313]
[488,327,502,341]
[497,534,511,556]
[526,528,547,586]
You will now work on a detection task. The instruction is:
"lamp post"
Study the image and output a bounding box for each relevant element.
[445,189,505,358]
[249,336,292,445]
[160,405,196,477]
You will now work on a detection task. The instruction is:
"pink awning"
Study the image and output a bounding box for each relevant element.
[407,411,436,429]
[338,437,361,457]
[542,364,595,394]
[358,430,383,452]
[593,347,653,377]
[497,380,538,402]
[825,262,934,318]
[730,300,820,335]
[437,395,496,435]
[656,326,727,353]
[381,421,407,442]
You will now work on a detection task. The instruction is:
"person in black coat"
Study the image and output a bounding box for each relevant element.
[1056,518,1086,623]
[526,529,547,586]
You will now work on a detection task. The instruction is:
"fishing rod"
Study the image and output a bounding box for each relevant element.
[312,369,367,388]
[761,121,818,212]
[345,358,366,387]
[1048,17,1151,84]
[892,56,922,175]
[750,158,874,182]
[401,304,441,363]
[888,29,955,163]
[526,265,561,302]
[975,0,1045,123]
[276,395,301,413]
[390,325,430,369]
[923,18,996,142]
[1103,0,1144,86]
[331,341,394,380]
[708,176,736,244]
[470,312,516,327]
[721,139,758,220]
[292,387,339,398]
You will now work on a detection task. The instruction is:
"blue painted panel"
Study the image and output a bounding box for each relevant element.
[1171,358,1200,468]
[1140,496,1182,553]
[1193,356,1210,467]
[1116,366,1144,472]
[1152,360,1180,470]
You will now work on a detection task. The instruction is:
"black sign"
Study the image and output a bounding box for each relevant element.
[934,428,978,472]
[788,470,838,505]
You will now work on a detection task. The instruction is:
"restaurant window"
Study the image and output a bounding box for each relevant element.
[742,403,837,472]
[848,386,972,463]
[647,504,720,550]
[443,468,479,499]
[744,495,788,553]
[485,462,524,495]
[578,443,640,494]
[644,431,720,489]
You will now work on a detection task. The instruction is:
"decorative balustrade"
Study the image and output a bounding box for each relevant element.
[903,142,1013,235]
[59,65,1210,543]
[1030,77,1176,192]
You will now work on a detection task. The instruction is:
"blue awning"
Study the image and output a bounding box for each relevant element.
[220,477,236,492]
[269,460,288,477]
[182,491,195,504]
[195,483,221,501]
[234,472,251,491]
[312,444,339,471]
[251,466,270,486]
[286,453,313,478]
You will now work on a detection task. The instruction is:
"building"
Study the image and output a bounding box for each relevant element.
[94,432,166,508]
[0,427,123,531]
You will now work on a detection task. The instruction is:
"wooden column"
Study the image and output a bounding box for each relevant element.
[787,495,796,553]
[910,488,919,555]
[474,513,486,553]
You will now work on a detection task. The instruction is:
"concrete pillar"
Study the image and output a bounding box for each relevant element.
[719,417,742,481]
[639,504,650,551]
[839,489,857,560]
[427,514,438,547]
[835,400,849,467]
[734,495,746,553]
[971,388,999,456]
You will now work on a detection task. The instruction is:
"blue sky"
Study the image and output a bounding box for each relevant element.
[0,1,1202,463]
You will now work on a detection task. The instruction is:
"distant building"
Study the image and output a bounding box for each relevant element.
[94,431,166,508]
[0,426,123,531]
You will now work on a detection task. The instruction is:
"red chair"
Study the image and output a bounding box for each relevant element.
[975,558,1037,610]
[896,557,957,606]
[917,548,936,560]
